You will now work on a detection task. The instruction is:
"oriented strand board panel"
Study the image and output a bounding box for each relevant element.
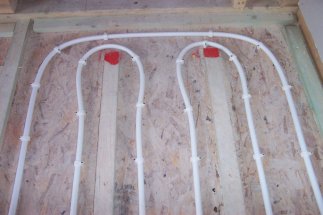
[0,26,323,215]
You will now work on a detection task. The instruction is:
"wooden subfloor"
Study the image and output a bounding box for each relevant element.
[0,26,323,214]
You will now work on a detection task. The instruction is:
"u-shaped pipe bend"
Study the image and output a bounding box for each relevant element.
[71,44,146,215]
[176,41,272,215]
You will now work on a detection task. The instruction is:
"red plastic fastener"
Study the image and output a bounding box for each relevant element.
[203,47,220,58]
[104,51,120,65]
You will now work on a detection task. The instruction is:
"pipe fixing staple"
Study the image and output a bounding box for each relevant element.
[301,151,312,157]
[76,110,86,117]
[256,42,265,50]
[136,102,145,108]
[190,156,201,163]
[208,31,213,38]
[103,33,109,40]
[53,47,61,54]
[78,59,87,66]
[132,55,139,62]
[242,94,251,100]
[282,85,292,91]
[135,157,144,164]
[229,54,237,61]
[253,153,264,160]
[19,136,30,142]
[31,82,40,89]
[184,105,193,113]
[176,59,184,64]
[74,161,83,167]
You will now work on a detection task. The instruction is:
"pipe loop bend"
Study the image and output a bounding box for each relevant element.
[301,151,313,158]
[19,136,30,142]
[31,82,40,89]
[253,153,265,160]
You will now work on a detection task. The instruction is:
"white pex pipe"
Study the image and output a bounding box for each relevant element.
[71,44,146,215]
[176,41,273,215]
[8,31,323,215]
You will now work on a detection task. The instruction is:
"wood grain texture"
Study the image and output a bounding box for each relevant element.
[282,25,323,137]
[0,23,15,37]
[0,20,29,149]
[33,11,296,33]
[94,59,119,214]
[0,26,322,215]
[297,10,323,82]
[204,56,246,214]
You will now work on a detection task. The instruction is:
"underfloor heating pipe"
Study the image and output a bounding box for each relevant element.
[71,44,145,215]
[176,41,272,215]
[8,32,323,215]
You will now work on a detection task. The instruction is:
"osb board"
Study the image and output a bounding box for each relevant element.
[0,26,322,215]
[0,37,11,66]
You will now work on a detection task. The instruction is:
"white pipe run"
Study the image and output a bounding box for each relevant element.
[71,44,146,215]
[176,41,273,215]
[8,31,323,215]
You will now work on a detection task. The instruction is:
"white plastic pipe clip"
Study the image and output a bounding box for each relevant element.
[135,157,144,164]
[74,160,83,167]
[190,156,201,163]
[53,47,61,54]
[132,55,140,62]
[76,110,86,117]
[282,85,292,91]
[176,59,184,65]
[103,33,109,40]
[208,31,214,38]
[78,59,87,66]
[19,136,30,142]
[184,105,193,113]
[136,102,145,108]
[229,54,237,61]
[256,42,265,50]
[31,82,40,89]
[301,151,312,158]
[242,94,251,100]
[253,153,264,160]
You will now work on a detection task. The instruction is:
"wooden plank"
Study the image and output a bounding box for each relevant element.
[283,25,323,136]
[204,56,246,214]
[33,10,296,33]
[0,0,17,14]
[232,0,247,9]
[0,23,15,37]
[0,19,29,148]
[94,57,119,214]
[297,10,323,81]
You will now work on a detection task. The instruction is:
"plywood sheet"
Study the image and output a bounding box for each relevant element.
[0,26,322,215]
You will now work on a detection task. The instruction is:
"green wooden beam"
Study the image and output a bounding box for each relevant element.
[283,25,323,136]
